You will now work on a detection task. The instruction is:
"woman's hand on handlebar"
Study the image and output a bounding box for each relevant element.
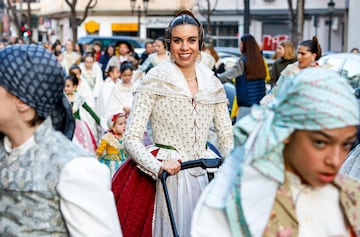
[160,159,181,176]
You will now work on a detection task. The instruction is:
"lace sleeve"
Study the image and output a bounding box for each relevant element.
[123,91,162,179]
[340,144,360,179]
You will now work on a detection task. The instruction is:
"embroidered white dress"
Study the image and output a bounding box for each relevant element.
[105,81,137,124]
[124,61,234,237]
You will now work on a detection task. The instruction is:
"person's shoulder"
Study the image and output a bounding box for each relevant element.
[335,174,360,196]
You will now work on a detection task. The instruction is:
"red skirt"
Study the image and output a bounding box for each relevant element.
[111,149,159,237]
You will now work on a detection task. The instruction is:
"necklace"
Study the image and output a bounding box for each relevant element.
[185,75,197,81]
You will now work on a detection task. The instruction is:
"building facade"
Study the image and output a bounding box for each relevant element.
[3,0,356,52]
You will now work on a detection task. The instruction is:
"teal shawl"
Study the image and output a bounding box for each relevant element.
[226,68,359,236]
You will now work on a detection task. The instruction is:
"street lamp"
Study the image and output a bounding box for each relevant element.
[130,0,149,37]
[0,0,4,40]
[327,0,335,51]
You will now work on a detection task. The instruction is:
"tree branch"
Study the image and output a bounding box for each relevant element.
[80,0,97,25]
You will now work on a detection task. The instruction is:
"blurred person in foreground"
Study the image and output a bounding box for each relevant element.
[0,44,122,236]
[192,68,360,237]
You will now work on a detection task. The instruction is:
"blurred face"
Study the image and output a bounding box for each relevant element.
[112,116,126,135]
[277,45,285,57]
[119,43,130,56]
[70,68,81,80]
[121,68,133,83]
[170,24,199,69]
[64,79,76,95]
[65,41,73,51]
[109,68,120,80]
[239,41,244,53]
[84,56,94,69]
[94,44,101,53]
[297,45,317,69]
[128,55,139,69]
[284,127,357,187]
[154,40,166,54]
[107,46,115,56]
[146,43,154,54]
[56,53,63,62]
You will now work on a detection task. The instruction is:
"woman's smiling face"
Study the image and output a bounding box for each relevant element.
[170,24,200,69]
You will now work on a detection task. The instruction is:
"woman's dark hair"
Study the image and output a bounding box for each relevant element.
[69,64,81,77]
[105,45,116,56]
[69,64,81,74]
[65,74,79,87]
[166,9,204,50]
[155,36,166,48]
[108,65,118,74]
[120,61,134,73]
[53,50,63,57]
[241,34,266,79]
[300,36,322,60]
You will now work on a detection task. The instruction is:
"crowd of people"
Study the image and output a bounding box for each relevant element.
[1,9,360,237]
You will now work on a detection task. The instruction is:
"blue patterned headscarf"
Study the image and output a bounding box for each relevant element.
[222,67,360,236]
[0,44,75,139]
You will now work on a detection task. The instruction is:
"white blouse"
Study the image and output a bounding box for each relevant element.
[287,172,348,237]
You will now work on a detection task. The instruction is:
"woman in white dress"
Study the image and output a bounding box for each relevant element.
[139,36,170,73]
[116,10,234,237]
[79,53,104,101]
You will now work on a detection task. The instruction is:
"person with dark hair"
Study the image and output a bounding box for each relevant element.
[112,9,233,237]
[139,36,170,73]
[106,41,133,71]
[64,74,100,152]
[69,63,99,143]
[218,34,267,120]
[0,44,122,236]
[53,49,68,75]
[93,40,102,62]
[262,36,322,104]
[99,44,116,78]
[140,40,155,64]
[351,47,359,54]
[96,65,121,131]
[79,53,104,102]
[105,61,136,127]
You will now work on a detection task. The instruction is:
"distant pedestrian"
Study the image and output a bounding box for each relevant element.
[140,40,155,64]
[270,40,297,86]
[351,47,359,54]
[105,61,136,121]
[139,36,170,73]
[99,45,116,78]
[96,65,121,131]
[218,34,267,120]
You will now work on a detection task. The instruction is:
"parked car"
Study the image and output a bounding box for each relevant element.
[77,35,148,56]
[318,53,360,89]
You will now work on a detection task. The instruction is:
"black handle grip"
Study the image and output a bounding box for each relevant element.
[161,158,222,182]
[160,158,223,237]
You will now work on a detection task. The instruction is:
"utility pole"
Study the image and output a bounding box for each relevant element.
[244,0,250,34]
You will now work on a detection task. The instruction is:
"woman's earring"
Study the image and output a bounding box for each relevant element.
[169,52,175,63]
[310,60,316,67]
[196,51,202,63]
